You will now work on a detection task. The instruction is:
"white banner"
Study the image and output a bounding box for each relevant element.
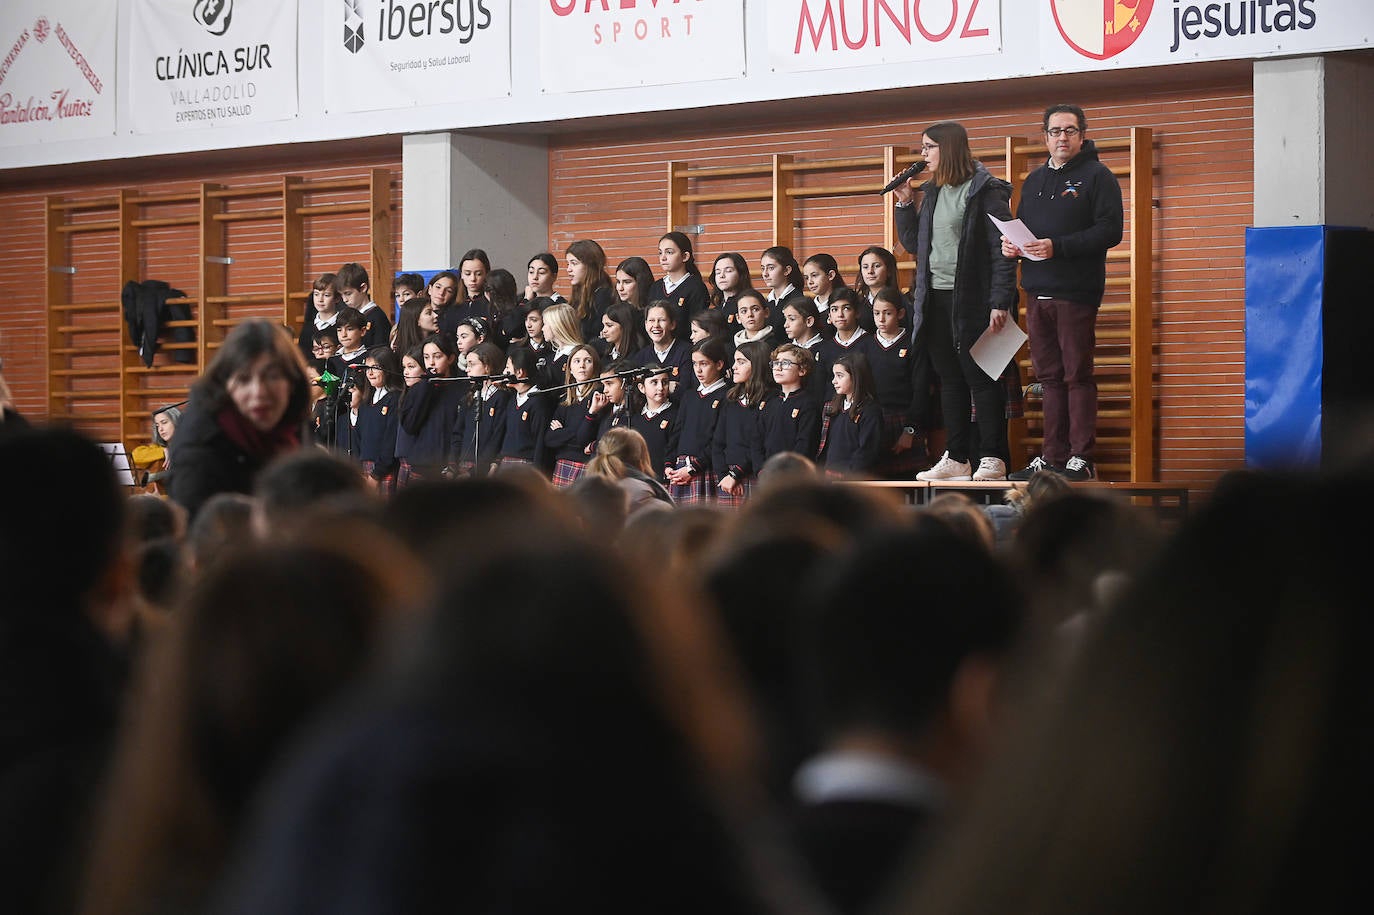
[323,0,512,114]
[767,0,1002,73]
[1039,0,1374,74]
[129,0,298,134]
[0,1,115,147]
[539,0,746,94]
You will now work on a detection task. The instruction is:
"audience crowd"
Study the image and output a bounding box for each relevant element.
[2,406,1367,914]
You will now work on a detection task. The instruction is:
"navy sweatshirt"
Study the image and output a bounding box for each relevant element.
[397,376,465,469]
[545,391,601,465]
[649,273,710,340]
[760,388,821,461]
[356,389,400,477]
[821,398,883,476]
[451,387,511,471]
[1015,139,1124,307]
[713,396,766,482]
[631,403,682,482]
[672,382,727,474]
[501,389,552,467]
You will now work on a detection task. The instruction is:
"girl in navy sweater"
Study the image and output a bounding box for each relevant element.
[450,342,510,478]
[821,352,883,478]
[761,342,821,463]
[546,343,603,488]
[868,286,928,478]
[710,251,756,332]
[649,231,710,341]
[396,335,464,486]
[630,368,680,484]
[665,336,729,505]
[589,359,640,447]
[801,252,847,324]
[714,339,776,508]
[632,301,693,393]
[614,256,654,312]
[565,239,617,345]
[357,346,402,494]
[499,346,550,470]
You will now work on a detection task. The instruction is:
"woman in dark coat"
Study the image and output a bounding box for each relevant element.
[895,120,1018,482]
[169,319,311,519]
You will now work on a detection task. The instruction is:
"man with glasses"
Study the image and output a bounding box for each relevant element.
[1003,104,1123,482]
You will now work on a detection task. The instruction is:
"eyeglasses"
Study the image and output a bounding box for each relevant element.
[363,364,384,372]
[770,360,799,369]
[919,143,939,152]
[1046,126,1081,137]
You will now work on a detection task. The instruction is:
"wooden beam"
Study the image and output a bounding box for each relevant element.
[1129,127,1155,483]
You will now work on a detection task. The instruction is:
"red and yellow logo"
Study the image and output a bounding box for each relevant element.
[1052,0,1154,60]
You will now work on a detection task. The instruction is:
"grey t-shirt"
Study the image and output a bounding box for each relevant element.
[928,178,970,291]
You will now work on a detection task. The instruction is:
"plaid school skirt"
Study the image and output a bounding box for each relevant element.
[874,408,925,479]
[552,459,587,489]
[397,459,424,488]
[669,472,716,506]
[362,460,397,497]
[715,475,754,508]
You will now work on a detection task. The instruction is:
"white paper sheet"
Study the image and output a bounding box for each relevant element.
[989,215,1046,261]
[969,319,1029,381]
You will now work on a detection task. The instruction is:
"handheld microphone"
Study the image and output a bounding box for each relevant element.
[879,159,928,195]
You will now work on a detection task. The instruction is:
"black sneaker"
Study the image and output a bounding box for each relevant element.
[1062,455,1095,481]
[1008,456,1059,481]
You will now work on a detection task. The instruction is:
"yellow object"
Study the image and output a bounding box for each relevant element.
[131,444,166,467]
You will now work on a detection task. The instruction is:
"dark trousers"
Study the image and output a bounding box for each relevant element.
[1026,296,1097,464]
[926,290,1007,463]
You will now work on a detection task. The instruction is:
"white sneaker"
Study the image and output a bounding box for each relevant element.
[917,452,973,482]
[972,457,1007,481]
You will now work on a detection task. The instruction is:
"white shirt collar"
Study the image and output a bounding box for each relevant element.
[794,750,947,809]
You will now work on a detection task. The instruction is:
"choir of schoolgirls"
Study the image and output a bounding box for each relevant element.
[304,235,933,504]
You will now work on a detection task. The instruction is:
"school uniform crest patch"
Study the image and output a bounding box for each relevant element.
[381,406,388,415]
[660,419,669,430]
[791,408,799,419]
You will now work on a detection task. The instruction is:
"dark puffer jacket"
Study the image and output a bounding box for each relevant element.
[897,162,1018,349]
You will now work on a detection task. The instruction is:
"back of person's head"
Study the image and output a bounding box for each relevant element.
[0,426,124,617]
[566,472,630,541]
[800,517,1023,744]
[134,537,187,612]
[587,427,654,479]
[757,451,816,487]
[743,476,902,539]
[892,469,1374,915]
[211,519,769,914]
[923,492,996,553]
[252,449,369,533]
[703,517,845,797]
[1012,491,1160,628]
[126,494,187,545]
[382,477,570,568]
[485,268,518,311]
[186,492,256,571]
[79,538,407,915]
